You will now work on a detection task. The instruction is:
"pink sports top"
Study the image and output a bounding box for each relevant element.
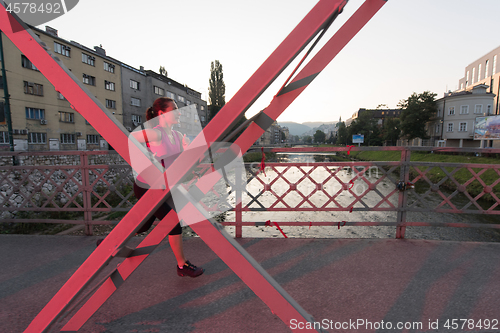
[136,126,183,185]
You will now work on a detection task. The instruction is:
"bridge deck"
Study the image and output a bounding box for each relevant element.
[1,234,499,332]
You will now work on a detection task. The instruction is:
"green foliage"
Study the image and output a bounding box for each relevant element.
[243,151,276,163]
[208,60,226,120]
[337,122,348,145]
[399,91,437,140]
[304,135,312,144]
[313,130,326,143]
[382,117,401,146]
[347,111,381,146]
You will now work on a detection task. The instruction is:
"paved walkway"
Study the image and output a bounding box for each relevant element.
[1,234,500,332]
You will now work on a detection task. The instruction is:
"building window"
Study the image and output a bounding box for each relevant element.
[83,74,96,86]
[459,122,467,132]
[447,123,453,132]
[57,91,65,100]
[474,104,483,114]
[487,105,492,115]
[177,95,185,103]
[478,64,482,81]
[472,67,476,84]
[435,124,440,133]
[60,133,75,144]
[0,131,9,143]
[131,97,141,107]
[59,111,74,123]
[166,91,175,99]
[466,71,469,87]
[154,86,164,95]
[448,106,455,115]
[132,114,142,123]
[54,42,70,57]
[130,80,140,90]
[485,60,489,78]
[104,62,115,73]
[436,109,441,117]
[28,132,46,144]
[201,105,205,111]
[21,55,38,71]
[87,134,99,144]
[23,81,43,96]
[106,99,116,109]
[105,80,115,91]
[200,115,205,122]
[25,107,45,119]
[81,53,95,66]
[0,76,2,89]
[493,55,497,76]
[460,105,469,114]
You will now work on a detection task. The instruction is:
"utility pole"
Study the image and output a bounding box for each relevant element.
[0,30,17,165]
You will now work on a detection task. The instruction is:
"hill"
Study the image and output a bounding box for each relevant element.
[302,121,338,129]
[278,122,312,136]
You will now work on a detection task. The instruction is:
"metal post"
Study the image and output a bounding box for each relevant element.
[396,147,410,239]
[235,163,243,238]
[81,151,93,235]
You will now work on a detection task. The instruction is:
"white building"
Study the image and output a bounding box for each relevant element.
[430,84,495,148]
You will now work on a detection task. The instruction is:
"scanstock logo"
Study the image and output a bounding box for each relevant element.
[2,0,79,32]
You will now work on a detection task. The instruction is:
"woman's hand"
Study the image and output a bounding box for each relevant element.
[182,134,190,149]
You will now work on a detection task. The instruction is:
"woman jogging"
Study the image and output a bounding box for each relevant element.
[131,97,204,278]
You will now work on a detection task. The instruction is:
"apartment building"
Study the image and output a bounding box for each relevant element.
[0,26,122,151]
[351,108,402,126]
[1,25,207,151]
[430,84,495,148]
[458,45,500,115]
[143,70,208,140]
[256,121,285,145]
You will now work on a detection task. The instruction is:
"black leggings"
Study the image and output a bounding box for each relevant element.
[133,182,182,235]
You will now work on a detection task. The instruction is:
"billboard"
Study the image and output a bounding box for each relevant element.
[474,115,500,140]
[352,134,364,143]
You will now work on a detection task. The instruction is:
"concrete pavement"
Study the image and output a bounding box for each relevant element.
[1,234,500,332]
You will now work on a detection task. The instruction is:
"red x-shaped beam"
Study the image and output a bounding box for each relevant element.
[0,0,387,331]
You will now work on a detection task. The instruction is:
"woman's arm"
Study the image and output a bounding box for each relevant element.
[130,128,162,145]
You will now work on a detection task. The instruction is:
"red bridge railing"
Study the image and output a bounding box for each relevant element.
[1,146,499,238]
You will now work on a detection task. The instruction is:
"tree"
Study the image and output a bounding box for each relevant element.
[304,136,313,144]
[313,130,326,144]
[327,131,336,144]
[398,91,437,140]
[348,111,377,145]
[337,122,348,145]
[208,60,226,120]
[159,66,167,76]
[382,117,401,146]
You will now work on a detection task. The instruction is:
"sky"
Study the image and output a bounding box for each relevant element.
[39,0,500,124]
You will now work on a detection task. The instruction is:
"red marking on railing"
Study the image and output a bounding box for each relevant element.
[338,221,347,229]
[309,221,312,230]
[349,206,353,213]
[265,220,288,238]
[258,147,266,176]
[349,179,354,189]
[347,145,355,155]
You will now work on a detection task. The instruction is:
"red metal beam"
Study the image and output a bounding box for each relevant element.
[0,0,387,331]
[60,1,388,330]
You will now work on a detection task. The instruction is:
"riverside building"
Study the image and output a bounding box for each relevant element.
[0,26,207,151]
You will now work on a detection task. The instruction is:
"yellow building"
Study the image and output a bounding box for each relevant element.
[0,26,122,151]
